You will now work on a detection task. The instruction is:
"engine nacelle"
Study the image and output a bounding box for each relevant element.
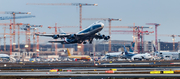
[104,36,110,40]
[98,34,105,39]
[69,34,76,39]
[52,35,59,39]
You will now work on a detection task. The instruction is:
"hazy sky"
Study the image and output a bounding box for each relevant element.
[0,0,180,44]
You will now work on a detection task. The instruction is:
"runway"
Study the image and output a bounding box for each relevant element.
[0,72,180,77]
[0,61,180,78]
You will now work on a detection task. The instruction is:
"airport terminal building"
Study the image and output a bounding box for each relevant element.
[0,40,179,54]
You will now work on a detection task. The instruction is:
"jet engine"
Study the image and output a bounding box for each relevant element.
[69,34,77,39]
[99,34,105,39]
[52,35,59,39]
[104,36,110,40]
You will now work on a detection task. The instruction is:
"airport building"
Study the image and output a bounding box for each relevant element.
[0,40,179,55]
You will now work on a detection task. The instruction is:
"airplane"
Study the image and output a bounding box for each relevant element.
[67,48,91,61]
[104,52,122,59]
[103,42,135,59]
[122,44,152,60]
[0,54,10,60]
[35,21,110,44]
[153,45,179,60]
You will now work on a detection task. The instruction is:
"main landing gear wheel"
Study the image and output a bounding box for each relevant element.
[83,41,87,44]
[89,41,92,44]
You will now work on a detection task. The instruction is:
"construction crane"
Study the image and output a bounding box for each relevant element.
[0,15,35,20]
[148,34,180,51]
[3,27,13,51]
[112,30,154,53]
[26,3,97,31]
[3,25,32,52]
[35,30,46,57]
[106,25,153,53]
[0,22,24,55]
[33,28,37,52]
[110,29,154,53]
[27,3,97,55]
[0,35,11,51]
[1,23,38,52]
[5,12,31,52]
[107,25,152,53]
[3,27,6,51]
[146,23,160,51]
[82,18,122,52]
[0,11,35,51]
[21,24,42,52]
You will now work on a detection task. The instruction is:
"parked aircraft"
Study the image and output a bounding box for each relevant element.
[67,48,91,61]
[0,54,10,60]
[36,21,110,44]
[104,42,135,59]
[122,45,152,60]
[153,45,179,60]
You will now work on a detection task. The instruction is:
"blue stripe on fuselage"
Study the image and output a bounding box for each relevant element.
[77,24,102,34]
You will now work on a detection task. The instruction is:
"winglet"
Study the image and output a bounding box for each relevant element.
[123,44,129,55]
[67,48,71,56]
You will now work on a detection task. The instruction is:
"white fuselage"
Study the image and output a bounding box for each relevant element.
[0,54,10,59]
[131,53,152,60]
[104,52,122,59]
[157,52,179,59]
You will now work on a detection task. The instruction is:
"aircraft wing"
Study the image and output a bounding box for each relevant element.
[36,33,88,39]
[48,41,66,44]
[35,33,71,37]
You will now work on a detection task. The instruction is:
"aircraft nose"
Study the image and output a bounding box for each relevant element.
[101,23,104,27]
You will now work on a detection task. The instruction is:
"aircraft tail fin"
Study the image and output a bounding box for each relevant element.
[153,45,158,53]
[67,48,71,56]
[129,42,135,52]
[123,45,129,55]
[58,28,66,34]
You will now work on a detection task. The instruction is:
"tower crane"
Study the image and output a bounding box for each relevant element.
[26,3,97,31]
[148,34,180,51]
[0,11,34,51]
[0,22,24,55]
[146,23,160,51]
[105,25,153,53]
[0,15,35,20]
[82,18,122,52]
[0,36,11,51]
[27,3,97,55]
[1,23,40,52]
[110,29,154,53]
[21,24,42,52]
[35,30,46,57]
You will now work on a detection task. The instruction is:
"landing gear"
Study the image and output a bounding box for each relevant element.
[83,41,87,44]
[89,38,93,44]
[89,41,92,44]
